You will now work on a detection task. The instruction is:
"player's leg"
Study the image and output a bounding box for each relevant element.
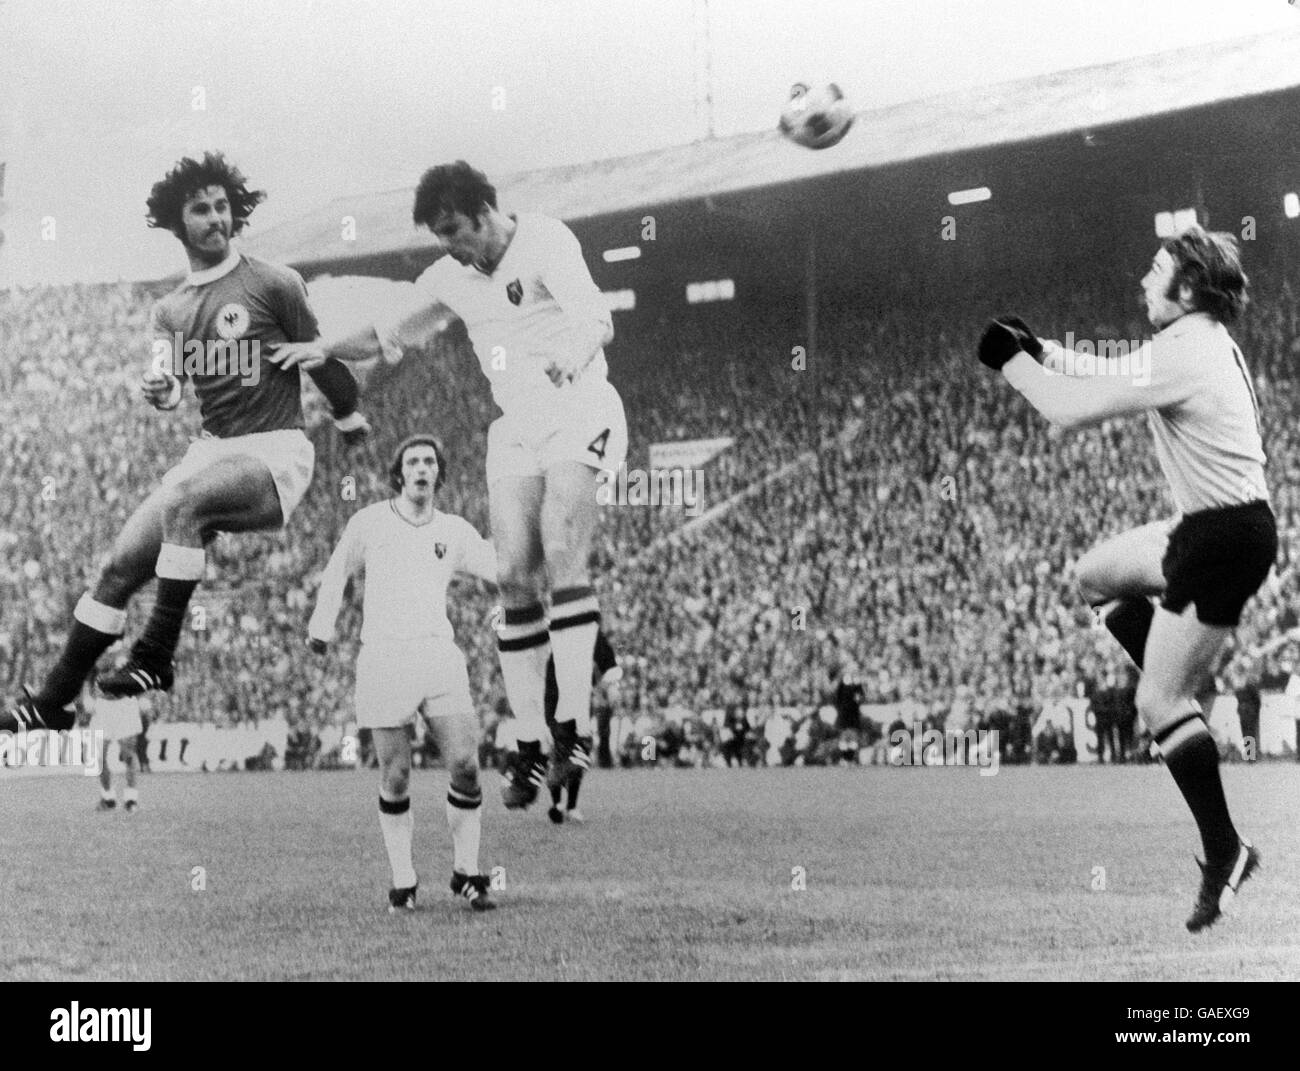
[542,461,601,731]
[1138,606,1256,930]
[490,458,550,807]
[96,735,117,810]
[100,454,283,696]
[3,489,177,732]
[539,460,603,789]
[539,388,626,783]
[120,737,140,813]
[565,766,585,822]
[373,726,418,909]
[428,708,496,911]
[546,743,566,825]
[1075,519,1171,670]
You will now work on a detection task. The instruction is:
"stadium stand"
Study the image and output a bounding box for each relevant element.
[2,260,1298,767]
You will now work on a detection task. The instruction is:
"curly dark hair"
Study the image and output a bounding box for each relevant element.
[412,161,496,229]
[1162,225,1249,324]
[145,152,266,239]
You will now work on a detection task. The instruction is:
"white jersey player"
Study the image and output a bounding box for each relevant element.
[86,688,144,814]
[308,435,499,912]
[279,161,627,811]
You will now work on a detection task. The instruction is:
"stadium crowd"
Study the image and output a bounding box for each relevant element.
[2,256,1298,766]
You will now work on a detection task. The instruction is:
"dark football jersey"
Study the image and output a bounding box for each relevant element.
[151,253,319,438]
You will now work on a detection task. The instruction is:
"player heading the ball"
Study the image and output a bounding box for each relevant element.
[276,161,628,812]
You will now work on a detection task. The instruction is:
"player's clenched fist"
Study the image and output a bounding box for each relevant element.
[544,351,595,386]
[141,369,182,410]
[977,316,1044,370]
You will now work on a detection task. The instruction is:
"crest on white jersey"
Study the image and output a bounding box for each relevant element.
[215,302,250,339]
[505,279,523,306]
[434,542,447,559]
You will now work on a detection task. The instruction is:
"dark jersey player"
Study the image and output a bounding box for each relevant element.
[979,225,1273,933]
[2,152,370,733]
[543,628,618,823]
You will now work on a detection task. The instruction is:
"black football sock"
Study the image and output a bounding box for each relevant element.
[1098,597,1154,670]
[133,578,199,669]
[1158,715,1240,867]
[133,543,205,669]
[567,770,583,810]
[550,783,563,807]
[36,595,126,709]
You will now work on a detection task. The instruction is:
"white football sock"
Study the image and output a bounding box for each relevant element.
[446,788,483,876]
[378,796,417,889]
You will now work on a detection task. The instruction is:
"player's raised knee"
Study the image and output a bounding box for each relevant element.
[159,482,204,530]
[1073,551,1110,605]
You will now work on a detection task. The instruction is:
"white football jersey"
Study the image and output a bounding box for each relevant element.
[395,213,612,418]
[309,501,497,645]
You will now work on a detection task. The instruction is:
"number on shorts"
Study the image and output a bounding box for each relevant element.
[587,428,611,460]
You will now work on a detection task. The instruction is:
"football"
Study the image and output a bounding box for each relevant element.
[778,82,854,150]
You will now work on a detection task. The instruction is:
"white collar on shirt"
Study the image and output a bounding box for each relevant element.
[1158,310,1217,340]
[185,247,242,287]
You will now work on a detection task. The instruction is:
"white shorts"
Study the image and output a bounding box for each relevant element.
[88,697,143,742]
[487,378,627,485]
[353,637,474,730]
[162,429,315,525]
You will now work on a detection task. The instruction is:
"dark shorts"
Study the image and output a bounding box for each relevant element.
[1161,500,1277,627]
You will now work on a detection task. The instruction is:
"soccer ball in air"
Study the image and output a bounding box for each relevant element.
[778,82,854,150]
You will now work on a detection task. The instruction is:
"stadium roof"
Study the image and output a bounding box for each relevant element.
[244,28,1300,269]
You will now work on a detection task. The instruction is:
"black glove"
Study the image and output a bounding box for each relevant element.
[978,316,1043,370]
[308,638,328,656]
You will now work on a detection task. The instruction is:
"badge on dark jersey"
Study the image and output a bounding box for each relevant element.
[506,279,523,306]
[434,542,447,559]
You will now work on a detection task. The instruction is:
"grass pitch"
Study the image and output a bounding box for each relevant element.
[1,764,1297,981]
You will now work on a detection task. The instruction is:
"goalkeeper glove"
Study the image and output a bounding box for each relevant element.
[977,316,1043,370]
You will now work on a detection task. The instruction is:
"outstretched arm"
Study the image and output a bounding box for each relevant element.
[1001,343,1191,429]
[271,289,451,370]
[978,316,1195,430]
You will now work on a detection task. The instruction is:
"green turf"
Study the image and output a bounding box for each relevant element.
[1,764,1297,980]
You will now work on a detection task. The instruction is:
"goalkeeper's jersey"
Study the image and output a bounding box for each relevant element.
[409,213,612,419]
[308,501,497,645]
[1002,312,1268,515]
